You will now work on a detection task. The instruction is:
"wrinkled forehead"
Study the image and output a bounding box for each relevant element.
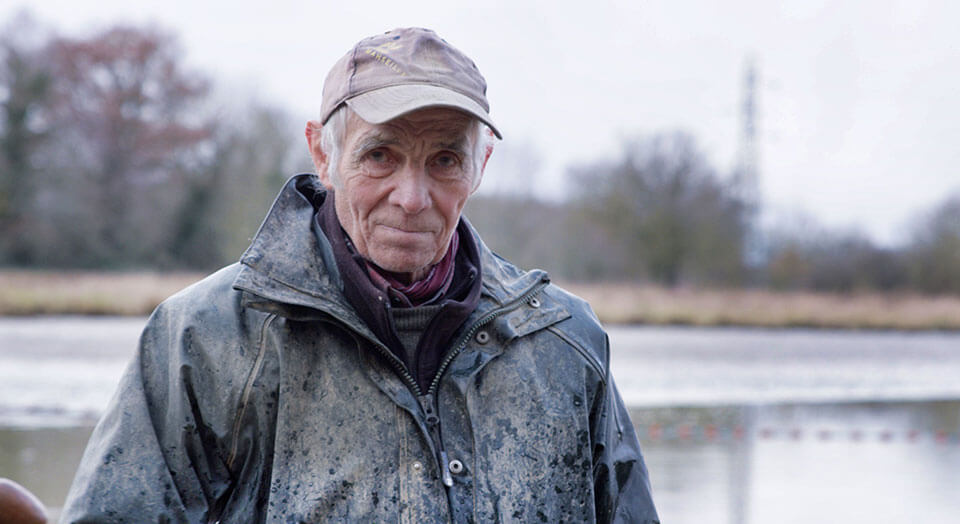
[346,107,476,149]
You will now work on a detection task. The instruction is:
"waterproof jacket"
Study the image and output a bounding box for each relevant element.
[61,175,659,523]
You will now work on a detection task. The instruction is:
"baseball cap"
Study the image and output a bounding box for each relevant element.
[320,27,502,139]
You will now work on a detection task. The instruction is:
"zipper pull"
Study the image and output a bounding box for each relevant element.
[419,394,454,487]
[419,394,439,426]
[440,450,453,487]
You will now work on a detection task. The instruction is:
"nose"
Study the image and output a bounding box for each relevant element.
[389,165,431,214]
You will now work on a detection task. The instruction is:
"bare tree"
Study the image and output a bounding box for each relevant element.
[0,12,52,264]
[39,25,213,266]
[170,102,302,268]
[569,132,748,285]
[906,193,960,294]
[765,219,907,293]
[0,13,312,270]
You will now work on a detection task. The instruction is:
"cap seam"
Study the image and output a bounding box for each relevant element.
[346,44,362,97]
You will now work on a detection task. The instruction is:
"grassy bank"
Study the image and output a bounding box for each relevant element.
[0,270,205,316]
[563,282,960,330]
[2,270,959,330]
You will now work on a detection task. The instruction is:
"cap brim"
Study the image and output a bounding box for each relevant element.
[346,84,502,139]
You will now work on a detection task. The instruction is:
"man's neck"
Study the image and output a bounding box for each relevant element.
[373,265,426,287]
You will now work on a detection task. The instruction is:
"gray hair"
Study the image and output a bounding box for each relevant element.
[319,105,492,190]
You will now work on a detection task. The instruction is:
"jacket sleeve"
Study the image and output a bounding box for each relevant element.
[60,302,233,523]
[592,368,660,523]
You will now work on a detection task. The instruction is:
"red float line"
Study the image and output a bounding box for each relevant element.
[733,425,745,440]
[637,424,958,444]
[704,424,718,441]
[648,423,663,441]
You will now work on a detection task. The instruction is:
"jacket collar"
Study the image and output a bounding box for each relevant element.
[233,175,354,317]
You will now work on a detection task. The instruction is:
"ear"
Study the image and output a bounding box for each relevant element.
[305,120,333,187]
[472,128,495,193]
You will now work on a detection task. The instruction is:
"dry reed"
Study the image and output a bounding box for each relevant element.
[2,271,958,330]
[562,282,960,330]
[0,270,204,316]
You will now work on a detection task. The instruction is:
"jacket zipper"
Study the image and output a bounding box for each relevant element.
[369,276,549,398]
[371,325,423,396]
[418,393,453,487]
[418,278,550,488]
[427,278,549,396]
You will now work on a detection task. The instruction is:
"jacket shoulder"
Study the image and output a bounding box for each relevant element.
[475,234,610,378]
[147,263,270,362]
[540,283,610,380]
[158,263,244,314]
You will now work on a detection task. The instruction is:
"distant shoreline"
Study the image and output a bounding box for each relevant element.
[564,282,960,331]
[2,270,959,331]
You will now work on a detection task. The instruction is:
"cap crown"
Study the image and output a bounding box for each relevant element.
[320,28,498,136]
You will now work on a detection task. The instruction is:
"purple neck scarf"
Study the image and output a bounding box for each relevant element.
[363,231,459,307]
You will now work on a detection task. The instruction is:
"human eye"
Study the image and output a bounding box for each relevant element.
[430,151,464,177]
[368,149,390,163]
[362,148,396,176]
[434,152,459,168]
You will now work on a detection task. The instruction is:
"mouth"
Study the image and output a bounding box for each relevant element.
[376,224,436,241]
[383,224,426,233]
[377,220,437,234]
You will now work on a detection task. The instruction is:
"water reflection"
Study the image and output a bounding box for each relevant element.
[3,401,958,522]
[633,400,960,524]
[0,425,92,521]
[4,319,960,521]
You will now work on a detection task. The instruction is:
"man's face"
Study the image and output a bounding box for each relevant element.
[318,107,478,282]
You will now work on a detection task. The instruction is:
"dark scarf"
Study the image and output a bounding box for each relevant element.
[313,191,482,393]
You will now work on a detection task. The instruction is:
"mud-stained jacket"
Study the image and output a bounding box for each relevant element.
[61,175,659,523]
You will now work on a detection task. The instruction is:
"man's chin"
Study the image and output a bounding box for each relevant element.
[368,250,438,280]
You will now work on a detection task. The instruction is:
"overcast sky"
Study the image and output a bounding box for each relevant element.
[5,0,959,245]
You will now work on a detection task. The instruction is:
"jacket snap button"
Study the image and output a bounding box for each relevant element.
[529,297,541,308]
[412,461,423,472]
[448,459,464,474]
[475,330,490,344]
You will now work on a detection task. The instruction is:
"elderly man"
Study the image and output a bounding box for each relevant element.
[62,28,658,523]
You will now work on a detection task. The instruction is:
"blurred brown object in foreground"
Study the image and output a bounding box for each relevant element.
[0,479,47,524]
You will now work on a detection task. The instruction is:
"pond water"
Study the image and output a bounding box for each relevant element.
[2,317,959,523]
